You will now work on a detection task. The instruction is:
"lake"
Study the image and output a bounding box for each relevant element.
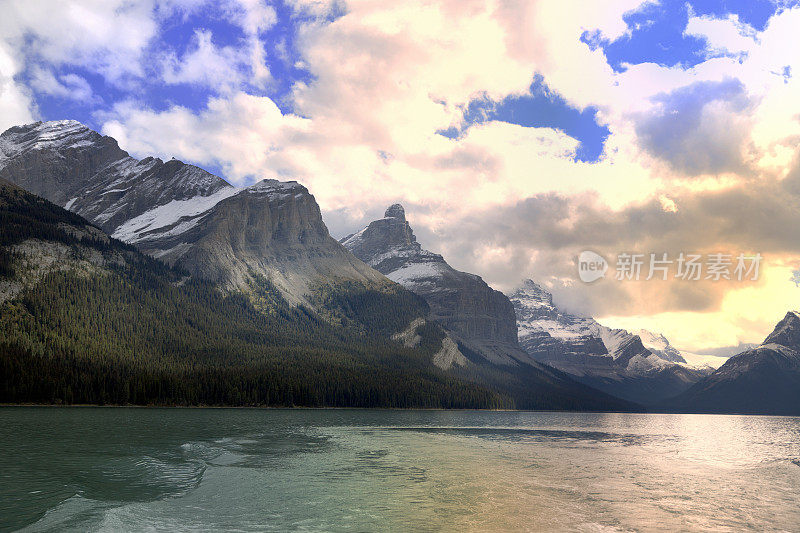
[1,408,798,531]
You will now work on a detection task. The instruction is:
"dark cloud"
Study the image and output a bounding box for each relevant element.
[409,172,799,317]
[324,151,800,319]
[634,78,756,175]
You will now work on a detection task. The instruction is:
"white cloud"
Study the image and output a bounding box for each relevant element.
[101,93,310,185]
[0,0,159,84]
[161,29,249,91]
[685,13,758,57]
[28,67,96,102]
[223,0,277,87]
[0,43,35,132]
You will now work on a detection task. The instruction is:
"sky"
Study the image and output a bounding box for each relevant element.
[2,0,800,351]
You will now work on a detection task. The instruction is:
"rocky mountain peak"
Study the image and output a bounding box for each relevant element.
[637,329,687,364]
[514,279,554,306]
[762,311,800,349]
[0,120,122,164]
[245,178,304,194]
[340,204,419,262]
[342,206,526,364]
[384,203,406,220]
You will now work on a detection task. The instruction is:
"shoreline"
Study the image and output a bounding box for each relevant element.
[1,404,797,417]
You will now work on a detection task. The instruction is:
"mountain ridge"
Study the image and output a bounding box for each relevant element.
[0,178,513,408]
[0,120,387,307]
[0,121,639,412]
[667,311,800,415]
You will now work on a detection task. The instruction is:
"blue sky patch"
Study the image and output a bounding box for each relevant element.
[439,77,610,162]
[584,0,788,73]
[24,0,324,132]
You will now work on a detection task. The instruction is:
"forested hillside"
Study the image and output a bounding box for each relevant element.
[0,180,506,408]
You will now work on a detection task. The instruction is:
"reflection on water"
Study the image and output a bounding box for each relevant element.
[1,408,798,532]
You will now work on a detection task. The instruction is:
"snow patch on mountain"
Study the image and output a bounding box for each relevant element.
[386,260,450,287]
[111,187,239,242]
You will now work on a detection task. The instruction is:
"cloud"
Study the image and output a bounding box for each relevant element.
[684,13,758,58]
[0,0,159,84]
[28,67,97,102]
[160,29,250,91]
[100,93,310,184]
[634,78,756,175]
[222,0,277,87]
[0,44,35,131]
[389,169,800,350]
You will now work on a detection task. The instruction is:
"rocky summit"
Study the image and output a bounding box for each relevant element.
[342,204,528,366]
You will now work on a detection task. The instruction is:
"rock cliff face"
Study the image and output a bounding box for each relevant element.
[0,121,387,305]
[509,279,711,404]
[669,311,800,415]
[342,204,527,365]
[139,179,386,304]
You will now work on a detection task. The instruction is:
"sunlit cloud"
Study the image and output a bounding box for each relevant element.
[2,0,799,348]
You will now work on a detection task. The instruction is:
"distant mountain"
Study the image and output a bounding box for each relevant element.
[636,329,687,363]
[668,311,800,415]
[508,279,712,404]
[341,203,528,366]
[0,120,384,307]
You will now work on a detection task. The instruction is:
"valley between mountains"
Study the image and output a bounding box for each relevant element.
[1,120,797,414]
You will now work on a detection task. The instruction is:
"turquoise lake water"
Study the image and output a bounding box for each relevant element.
[1,407,799,531]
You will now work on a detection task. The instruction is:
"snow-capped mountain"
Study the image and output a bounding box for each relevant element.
[342,204,530,366]
[508,279,713,404]
[670,311,800,415]
[637,329,687,363]
[0,121,385,305]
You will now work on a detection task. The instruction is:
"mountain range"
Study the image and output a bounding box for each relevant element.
[0,120,633,411]
[0,119,794,414]
[0,120,383,308]
[507,279,717,405]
